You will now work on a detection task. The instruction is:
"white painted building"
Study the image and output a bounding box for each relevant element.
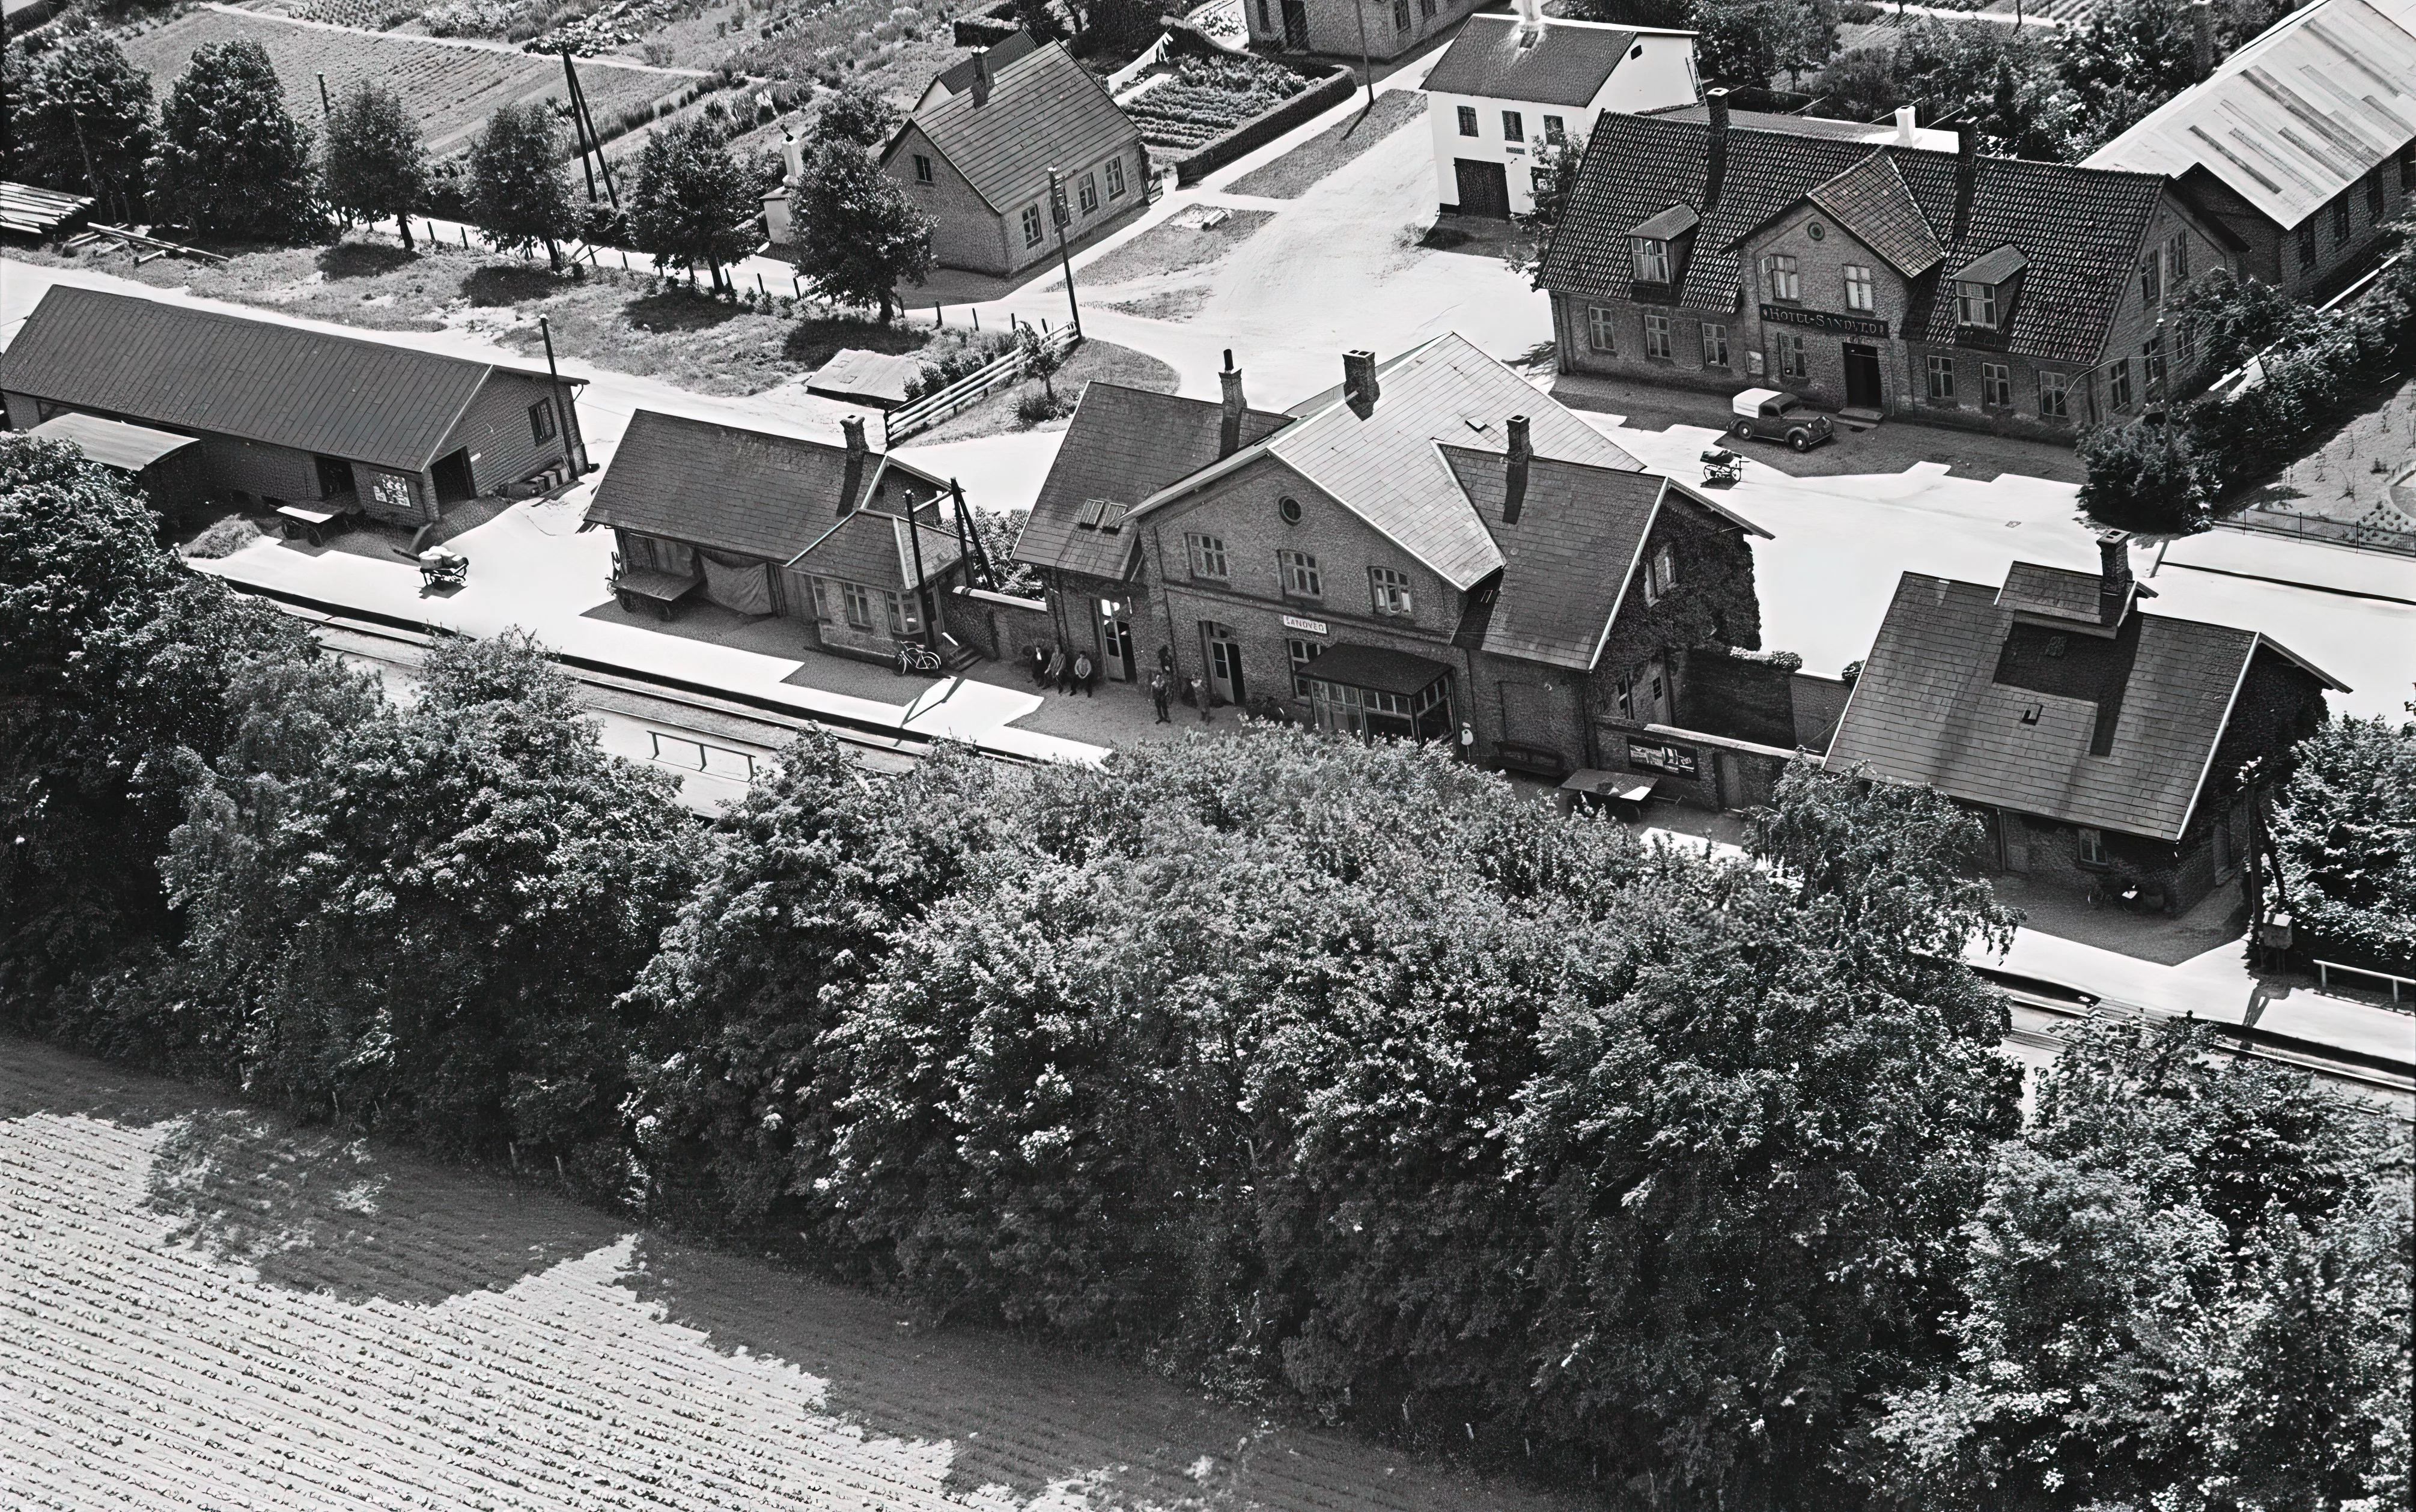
[1423,5,1699,219]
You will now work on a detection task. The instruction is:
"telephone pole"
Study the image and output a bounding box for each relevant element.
[1047,167,1082,339]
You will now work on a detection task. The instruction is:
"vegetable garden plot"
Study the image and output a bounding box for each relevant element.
[117,10,698,156]
[1124,54,1307,151]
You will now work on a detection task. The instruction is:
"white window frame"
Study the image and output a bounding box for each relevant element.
[1104,155,1126,199]
[1700,321,1729,368]
[371,472,412,513]
[1762,253,1800,302]
[1369,565,1413,617]
[1021,204,1044,247]
[913,154,934,183]
[1981,362,2012,408]
[2078,827,2108,867]
[1842,264,1874,313]
[1956,281,1998,327]
[1926,353,1957,401]
[1280,548,1322,598]
[883,589,920,636]
[1457,106,1479,138]
[1502,111,1524,143]
[1642,542,1676,604]
[1077,171,1099,215]
[1393,0,1409,29]
[1643,312,1672,360]
[1632,237,1670,284]
[2037,370,2069,419]
[1777,332,1807,380]
[1542,114,1565,144]
[1586,304,1617,354]
[842,581,875,630]
[1186,532,1229,580]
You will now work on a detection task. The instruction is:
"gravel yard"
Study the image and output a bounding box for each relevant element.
[1226,88,1429,200]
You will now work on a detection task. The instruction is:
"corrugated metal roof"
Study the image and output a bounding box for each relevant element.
[1419,16,1646,108]
[26,411,199,472]
[1139,333,1643,590]
[886,40,1141,216]
[2084,0,2416,229]
[0,285,570,473]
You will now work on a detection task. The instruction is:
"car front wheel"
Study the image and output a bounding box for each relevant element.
[1788,430,1813,451]
[1731,419,1753,439]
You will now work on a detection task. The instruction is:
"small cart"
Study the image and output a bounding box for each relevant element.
[1700,448,1744,486]
[275,500,348,545]
[418,546,467,589]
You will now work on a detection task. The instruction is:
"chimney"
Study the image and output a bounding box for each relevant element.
[1703,88,1731,211]
[839,415,868,515]
[1218,348,1246,458]
[1515,0,1542,43]
[780,128,805,184]
[1503,414,1532,525]
[1342,349,1378,416]
[970,45,991,106]
[2191,0,2214,78]
[1954,122,1979,238]
[2097,530,2134,626]
[1894,105,1918,147]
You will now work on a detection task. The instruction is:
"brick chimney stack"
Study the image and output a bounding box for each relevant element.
[839,415,868,515]
[971,46,991,105]
[1954,122,1979,238]
[1503,414,1532,524]
[2098,530,2134,626]
[1219,348,1245,457]
[2191,0,2215,77]
[1703,88,1731,210]
[1342,349,1378,417]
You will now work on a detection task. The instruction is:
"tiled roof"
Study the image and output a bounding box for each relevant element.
[922,27,1038,102]
[1998,560,2115,624]
[791,505,963,591]
[1014,383,1293,580]
[1419,15,1645,107]
[1441,448,1665,669]
[1540,114,2176,364]
[26,411,199,472]
[1138,333,1643,590]
[1825,570,2341,840]
[2084,0,2416,229]
[886,40,1140,215]
[0,286,572,474]
[1802,153,1941,277]
[585,409,944,563]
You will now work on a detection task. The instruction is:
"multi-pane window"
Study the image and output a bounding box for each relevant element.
[2297,221,2317,269]
[1842,264,1875,312]
[1777,332,1807,380]
[913,154,934,183]
[2366,167,2386,219]
[1369,566,1413,617]
[2037,370,2070,420]
[528,399,556,443]
[2173,317,2195,371]
[1642,544,1676,605]
[2078,828,2108,867]
[1393,0,1409,27]
[1643,312,1673,360]
[1077,171,1099,214]
[1632,237,1670,284]
[2168,232,2189,284]
[371,472,413,513]
[1981,362,2012,407]
[1280,549,1322,598]
[2332,194,2351,243]
[1186,532,1228,580]
[1926,353,1957,401]
[843,581,875,630]
[883,589,920,637]
[1542,115,1565,143]
[1288,638,1321,697]
[1021,204,1044,247]
[2109,356,2132,411]
[1532,168,1551,197]
[1586,305,1617,353]
[1957,281,1998,326]
[1700,321,1729,368]
[1761,253,1800,301]
[2138,257,2161,308]
[1502,111,1524,142]
[1457,106,1479,137]
[1104,156,1126,199]
[2143,335,2166,400]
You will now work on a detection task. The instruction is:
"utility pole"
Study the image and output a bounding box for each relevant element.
[904,486,938,654]
[318,73,333,121]
[1352,0,1375,111]
[1047,167,1081,339]
[563,50,599,204]
[537,315,583,473]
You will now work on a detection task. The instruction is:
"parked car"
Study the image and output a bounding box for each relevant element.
[1727,388,1833,451]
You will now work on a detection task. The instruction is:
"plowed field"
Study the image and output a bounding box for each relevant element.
[0,1038,1578,1511]
[117,10,697,155]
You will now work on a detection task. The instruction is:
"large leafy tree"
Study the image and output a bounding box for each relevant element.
[468,100,578,272]
[166,632,704,1183]
[322,78,428,249]
[808,80,900,148]
[2267,714,2416,976]
[2054,0,2208,155]
[625,117,761,293]
[1873,1017,2411,1510]
[149,38,317,241]
[2077,422,2209,536]
[1690,0,1837,88]
[791,137,933,323]
[5,33,156,222]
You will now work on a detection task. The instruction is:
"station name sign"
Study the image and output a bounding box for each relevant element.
[1760,304,1889,338]
[1281,614,1328,635]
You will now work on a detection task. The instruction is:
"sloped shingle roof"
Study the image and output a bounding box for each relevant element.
[1441,448,1666,669]
[0,285,573,474]
[1825,569,2343,840]
[1137,334,1643,590]
[1420,16,1646,108]
[791,505,963,591]
[1540,114,2175,365]
[26,411,199,472]
[887,40,1140,215]
[2083,0,2416,230]
[1802,152,1943,277]
[1014,383,1293,580]
[585,409,944,563]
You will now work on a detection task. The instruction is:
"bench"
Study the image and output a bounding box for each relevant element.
[1494,741,1568,780]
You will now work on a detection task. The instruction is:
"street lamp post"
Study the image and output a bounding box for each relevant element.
[1047,166,1082,339]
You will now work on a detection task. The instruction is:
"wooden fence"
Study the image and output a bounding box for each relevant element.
[883,321,1079,446]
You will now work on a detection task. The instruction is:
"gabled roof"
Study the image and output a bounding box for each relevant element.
[1136,333,1642,590]
[1998,560,2125,625]
[584,409,945,563]
[1419,15,1668,108]
[1802,152,1942,277]
[918,27,1039,108]
[26,411,199,472]
[2083,0,2416,230]
[1825,569,2346,841]
[1437,451,1675,670]
[790,503,963,590]
[1014,383,1294,580]
[0,285,576,475]
[884,40,1140,216]
[1539,114,2176,364]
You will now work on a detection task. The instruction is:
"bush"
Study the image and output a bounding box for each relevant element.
[2077,421,2208,536]
[2269,714,2416,977]
[901,328,1015,401]
[1014,384,1070,424]
[183,516,261,559]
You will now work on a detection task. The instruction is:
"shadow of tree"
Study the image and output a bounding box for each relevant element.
[782,314,929,368]
[460,263,566,307]
[624,289,746,333]
[317,242,418,279]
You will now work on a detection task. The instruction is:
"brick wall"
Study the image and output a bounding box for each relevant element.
[1243,0,1482,61]
[891,123,1013,274]
[946,582,1056,664]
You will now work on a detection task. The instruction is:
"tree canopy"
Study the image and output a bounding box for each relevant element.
[322,79,427,249]
[808,80,900,148]
[468,100,578,271]
[625,117,761,292]
[2268,714,2416,977]
[2077,422,2209,537]
[150,38,317,241]
[5,33,156,222]
[790,136,933,322]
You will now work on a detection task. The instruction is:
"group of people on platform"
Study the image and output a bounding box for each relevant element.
[1026,642,1216,725]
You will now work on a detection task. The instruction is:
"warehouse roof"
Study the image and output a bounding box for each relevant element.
[26,411,199,472]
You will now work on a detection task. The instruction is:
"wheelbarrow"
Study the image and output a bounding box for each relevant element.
[418,546,467,589]
[1700,448,1744,486]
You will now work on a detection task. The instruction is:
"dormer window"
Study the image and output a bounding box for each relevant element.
[1948,245,2025,331]
[1633,237,1671,284]
[1955,281,1998,327]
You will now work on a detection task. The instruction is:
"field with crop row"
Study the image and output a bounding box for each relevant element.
[117,9,699,155]
[0,1038,1576,1512]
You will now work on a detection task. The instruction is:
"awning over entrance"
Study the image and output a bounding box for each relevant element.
[1301,642,1452,697]
[1305,642,1455,744]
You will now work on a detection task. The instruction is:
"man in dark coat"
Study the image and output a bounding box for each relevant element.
[1030,644,1050,686]
[1149,671,1170,722]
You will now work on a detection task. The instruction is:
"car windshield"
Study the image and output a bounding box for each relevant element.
[1769,398,1799,414]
